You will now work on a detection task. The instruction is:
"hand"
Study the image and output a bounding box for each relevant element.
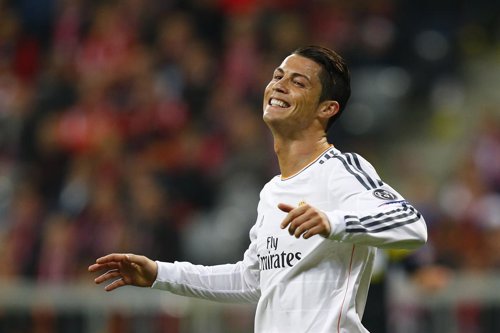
[279,202,331,239]
[88,253,158,291]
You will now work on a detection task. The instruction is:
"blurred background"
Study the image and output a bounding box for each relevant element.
[0,0,499,332]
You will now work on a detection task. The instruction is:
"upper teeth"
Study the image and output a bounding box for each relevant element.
[270,98,289,108]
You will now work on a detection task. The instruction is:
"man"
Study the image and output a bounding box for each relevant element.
[89,45,427,332]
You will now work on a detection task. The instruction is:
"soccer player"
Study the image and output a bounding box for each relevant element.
[89,45,427,332]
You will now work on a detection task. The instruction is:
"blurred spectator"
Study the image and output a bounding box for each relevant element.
[0,0,499,332]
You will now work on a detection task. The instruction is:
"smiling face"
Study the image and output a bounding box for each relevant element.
[263,54,332,137]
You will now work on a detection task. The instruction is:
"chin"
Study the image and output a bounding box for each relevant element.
[262,112,273,124]
[262,112,279,127]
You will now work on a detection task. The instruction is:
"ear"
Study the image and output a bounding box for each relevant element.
[317,100,340,122]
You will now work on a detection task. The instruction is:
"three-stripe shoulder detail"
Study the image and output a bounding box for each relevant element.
[321,151,383,190]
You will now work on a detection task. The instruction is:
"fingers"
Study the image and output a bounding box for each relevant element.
[279,204,307,229]
[89,253,156,292]
[289,213,319,238]
[278,203,295,213]
[92,268,128,292]
[94,269,121,284]
[302,225,327,239]
[88,262,119,272]
[88,253,132,291]
[279,203,331,239]
[95,253,129,265]
[105,278,126,292]
[292,218,319,238]
[88,253,145,272]
[87,253,127,273]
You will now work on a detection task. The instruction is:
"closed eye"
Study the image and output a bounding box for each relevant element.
[272,67,284,81]
[293,80,305,87]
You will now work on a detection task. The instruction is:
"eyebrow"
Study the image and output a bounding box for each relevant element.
[274,67,312,83]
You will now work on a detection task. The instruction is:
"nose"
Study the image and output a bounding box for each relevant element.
[272,79,288,94]
[273,81,287,94]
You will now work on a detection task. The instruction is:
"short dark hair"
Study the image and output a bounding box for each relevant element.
[292,45,351,131]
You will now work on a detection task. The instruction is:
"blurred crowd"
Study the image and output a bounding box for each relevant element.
[0,0,499,317]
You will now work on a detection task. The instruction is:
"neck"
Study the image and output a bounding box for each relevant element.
[274,135,332,179]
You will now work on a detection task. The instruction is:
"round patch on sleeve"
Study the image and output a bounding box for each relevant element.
[373,189,398,200]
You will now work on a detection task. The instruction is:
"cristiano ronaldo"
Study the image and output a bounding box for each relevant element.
[89,45,427,333]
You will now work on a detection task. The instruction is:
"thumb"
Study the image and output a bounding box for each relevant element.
[278,203,295,213]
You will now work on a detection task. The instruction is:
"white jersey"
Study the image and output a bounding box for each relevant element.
[152,146,427,332]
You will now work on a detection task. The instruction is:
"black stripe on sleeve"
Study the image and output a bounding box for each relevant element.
[345,153,377,189]
[349,153,384,188]
[333,155,372,190]
[346,215,421,233]
[344,205,421,233]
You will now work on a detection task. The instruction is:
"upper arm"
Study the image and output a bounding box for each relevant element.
[327,153,427,249]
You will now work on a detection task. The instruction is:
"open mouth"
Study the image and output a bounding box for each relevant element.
[268,98,290,108]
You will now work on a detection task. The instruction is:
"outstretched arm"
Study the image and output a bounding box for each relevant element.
[88,253,158,291]
[88,223,261,303]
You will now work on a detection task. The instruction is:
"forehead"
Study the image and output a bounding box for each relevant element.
[277,54,322,81]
